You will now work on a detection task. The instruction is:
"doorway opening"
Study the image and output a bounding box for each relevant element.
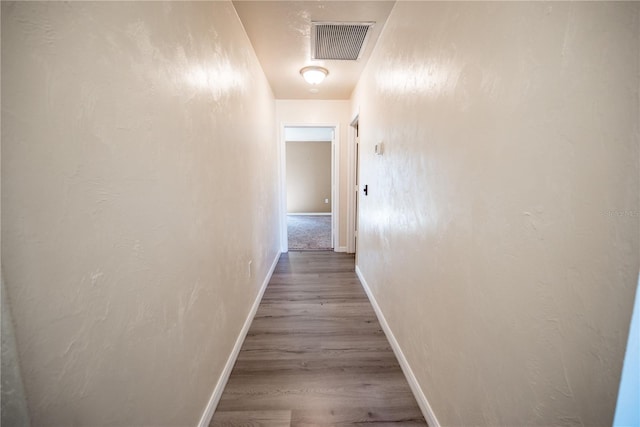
[280,125,339,252]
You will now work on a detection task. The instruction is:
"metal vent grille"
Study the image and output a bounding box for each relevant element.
[311,22,375,60]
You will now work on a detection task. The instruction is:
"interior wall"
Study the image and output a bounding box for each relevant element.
[351,2,639,426]
[1,277,31,427]
[1,2,279,426]
[286,141,332,213]
[276,100,351,250]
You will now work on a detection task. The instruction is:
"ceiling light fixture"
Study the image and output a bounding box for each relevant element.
[300,66,329,85]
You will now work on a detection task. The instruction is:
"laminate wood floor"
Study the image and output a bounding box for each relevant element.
[210,251,427,427]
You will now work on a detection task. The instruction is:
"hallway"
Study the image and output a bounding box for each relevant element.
[211,252,426,426]
[2,2,638,426]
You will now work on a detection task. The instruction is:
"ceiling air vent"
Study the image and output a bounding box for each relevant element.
[311,21,375,61]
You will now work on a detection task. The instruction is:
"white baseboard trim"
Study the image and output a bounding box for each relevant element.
[334,246,347,253]
[355,265,441,427]
[197,252,281,427]
[287,212,331,216]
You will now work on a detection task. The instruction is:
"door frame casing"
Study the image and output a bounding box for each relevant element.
[347,114,359,254]
[279,122,340,253]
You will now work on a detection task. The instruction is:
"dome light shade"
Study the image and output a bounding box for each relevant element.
[300,66,329,85]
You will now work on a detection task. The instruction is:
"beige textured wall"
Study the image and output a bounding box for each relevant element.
[1,2,279,426]
[286,141,332,213]
[276,100,351,249]
[352,2,639,426]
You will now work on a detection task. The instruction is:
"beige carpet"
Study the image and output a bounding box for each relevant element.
[287,215,331,250]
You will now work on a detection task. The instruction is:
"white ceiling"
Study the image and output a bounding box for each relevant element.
[233,1,396,100]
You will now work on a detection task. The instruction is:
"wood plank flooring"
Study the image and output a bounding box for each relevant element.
[211,251,427,427]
